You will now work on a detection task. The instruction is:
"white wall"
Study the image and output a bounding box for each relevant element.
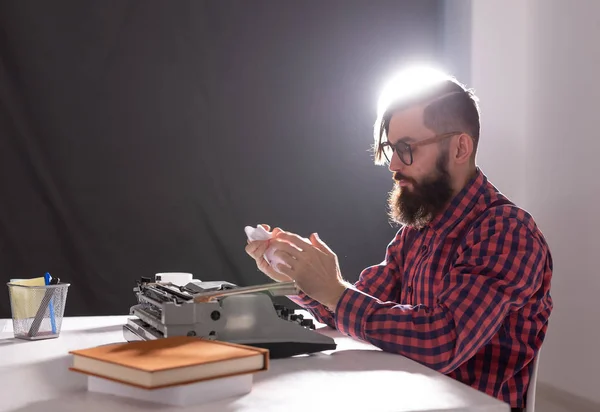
[470,0,529,203]
[524,0,600,404]
[444,0,600,405]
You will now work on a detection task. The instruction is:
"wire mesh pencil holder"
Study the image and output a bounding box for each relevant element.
[7,282,70,340]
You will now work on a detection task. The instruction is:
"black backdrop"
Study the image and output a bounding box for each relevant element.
[0,0,444,317]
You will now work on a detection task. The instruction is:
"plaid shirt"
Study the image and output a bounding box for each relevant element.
[288,168,553,409]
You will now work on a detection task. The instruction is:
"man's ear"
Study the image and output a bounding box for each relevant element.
[454,133,474,164]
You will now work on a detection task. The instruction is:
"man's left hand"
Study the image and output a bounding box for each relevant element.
[269,231,348,310]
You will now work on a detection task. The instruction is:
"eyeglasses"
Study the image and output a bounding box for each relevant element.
[380,131,461,166]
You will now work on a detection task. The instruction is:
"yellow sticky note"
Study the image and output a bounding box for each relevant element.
[8,277,46,319]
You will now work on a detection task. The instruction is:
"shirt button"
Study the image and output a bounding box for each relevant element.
[407,285,413,294]
[420,244,428,254]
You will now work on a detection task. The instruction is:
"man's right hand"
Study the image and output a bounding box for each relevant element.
[245,224,292,282]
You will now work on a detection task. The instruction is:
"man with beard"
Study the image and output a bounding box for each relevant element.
[245,68,553,412]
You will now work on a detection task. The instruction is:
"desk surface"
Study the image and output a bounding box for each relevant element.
[0,316,509,412]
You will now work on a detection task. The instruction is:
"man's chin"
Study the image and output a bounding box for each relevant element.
[401,185,415,194]
[392,184,413,201]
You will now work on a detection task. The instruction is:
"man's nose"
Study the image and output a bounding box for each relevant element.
[388,153,405,173]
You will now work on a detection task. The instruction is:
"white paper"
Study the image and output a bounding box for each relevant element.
[87,374,253,407]
[244,225,288,273]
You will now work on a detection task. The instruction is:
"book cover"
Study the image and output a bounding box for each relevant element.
[69,336,269,389]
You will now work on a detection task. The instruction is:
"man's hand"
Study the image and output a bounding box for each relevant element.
[245,224,292,283]
[269,230,348,310]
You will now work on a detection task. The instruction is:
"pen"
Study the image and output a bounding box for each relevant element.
[44,272,57,334]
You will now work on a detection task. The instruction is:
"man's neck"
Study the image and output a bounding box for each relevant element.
[451,166,478,197]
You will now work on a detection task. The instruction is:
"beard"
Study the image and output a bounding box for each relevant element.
[387,151,454,229]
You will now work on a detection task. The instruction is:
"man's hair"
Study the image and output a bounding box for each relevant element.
[373,69,481,165]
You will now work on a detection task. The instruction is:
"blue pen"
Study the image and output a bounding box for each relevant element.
[44,272,57,334]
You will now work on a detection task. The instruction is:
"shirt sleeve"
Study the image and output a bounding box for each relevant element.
[334,216,548,374]
[286,228,405,328]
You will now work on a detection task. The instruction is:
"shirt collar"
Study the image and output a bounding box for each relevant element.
[427,167,488,232]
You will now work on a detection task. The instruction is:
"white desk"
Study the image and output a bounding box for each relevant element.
[0,316,509,412]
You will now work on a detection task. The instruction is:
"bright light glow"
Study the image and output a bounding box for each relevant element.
[376,66,452,118]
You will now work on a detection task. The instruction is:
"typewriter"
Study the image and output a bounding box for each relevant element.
[123,276,337,358]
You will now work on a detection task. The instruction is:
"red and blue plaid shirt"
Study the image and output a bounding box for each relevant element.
[288,168,553,409]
